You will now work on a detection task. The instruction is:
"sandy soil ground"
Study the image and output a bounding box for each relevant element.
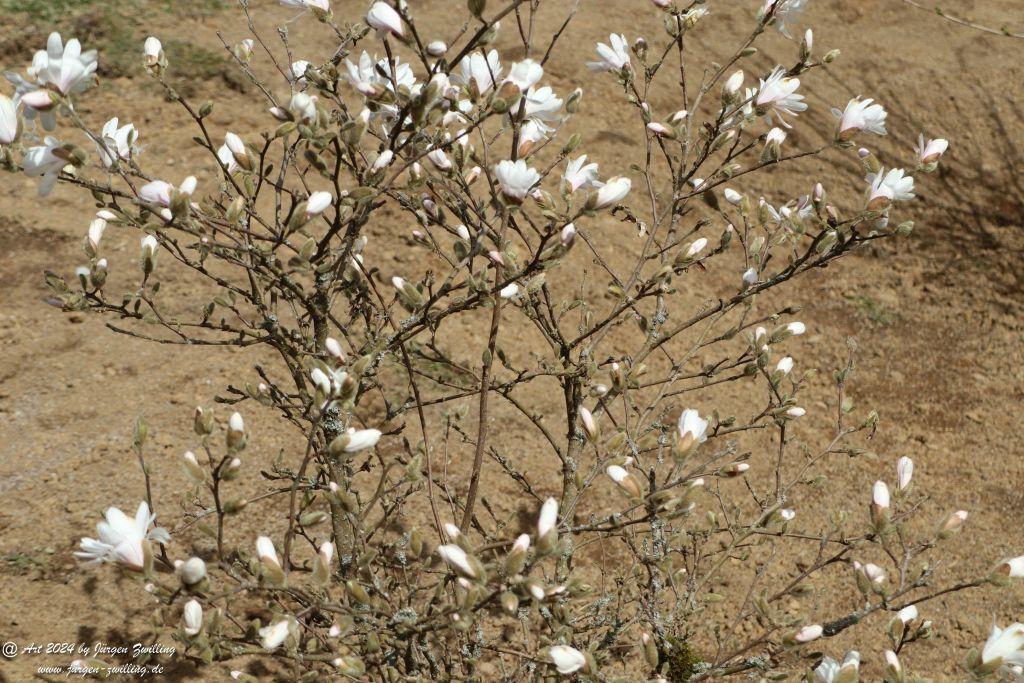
[1,0,1023,680]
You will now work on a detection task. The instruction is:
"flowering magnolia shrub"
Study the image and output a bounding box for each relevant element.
[4,0,1021,679]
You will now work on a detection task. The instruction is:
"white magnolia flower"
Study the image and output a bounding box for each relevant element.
[537,497,559,539]
[813,651,860,682]
[724,69,744,96]
[916,134,948,167]
[724,188,743,205]
[866,167,915,209]
[426,40,447,57]
[342,427,382,452]
[343,52,416,97]
[776,356,794,375]
[592,176,631,208]
[144,36,163,65]
[288,92,318,122]
[427,147,452,171]
[896,456,914,490]
[564,156,600,193]
[506,59,544,90]
[179,556,207,585]
[306,191,333,216]
[786,406,806,418]
[87,217,106,252]
[755,67,807,127]
[858,561,887,584]
[766,127,787,147]
[786,321,806,335]
[22,137,66,196]
[319,541,334,568]
[182,600,203,636]
[495,159,540,203]
[499,283,520,299]
[898,605,918,624]
[256,536,280,569]
[96,117,138,168]
[548,645,587,674]
[289,60,311,87]
[372,149,394,172]
[0,93,21,145]
[834,98,888,140]
[281,0,330,12]
[872,480,891,521]
[587,34,630,72]
[983,623,1024,668]
[678,408,709,444]
[437,544,478,579]
[75,501,169,571]
[259,618,297,650]
[742,267,758,286]
[8,32,97,130]
[1000,556,1024,578]
[522,85,563,125]
[366,2,404,38]
[793,624,823,643]
[761,0,807,38]
[139,176,197,207]
[454,50,502,96]
[684,237,708,259]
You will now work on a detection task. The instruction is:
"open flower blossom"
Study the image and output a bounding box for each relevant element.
[547,645,587,674]
[834,97,887,140]
[866,167,915,209]
[75,501,169,571]
[286,92,318,122]
[366,2,404,39]
[761,0,807,38]
[813,651,860,682]
[522,85,563,127]
[916,134,948,169]
[0,93,21,145]
[454,50,502,97]
[495,159,540,203]
[982,623,1024,668]
[96,117,138,168]
[505,59,544,91]
[587,34,630,73]
[678,408,709,445]
[6,32,97,130]
[592,176,631,208]
[564,155,600,193]
[343,51,416,98]
[22,136,67,196]
[182,599,203,637]
[755,67,806,127]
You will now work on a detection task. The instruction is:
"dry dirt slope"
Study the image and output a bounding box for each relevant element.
[1,0,1023,680]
